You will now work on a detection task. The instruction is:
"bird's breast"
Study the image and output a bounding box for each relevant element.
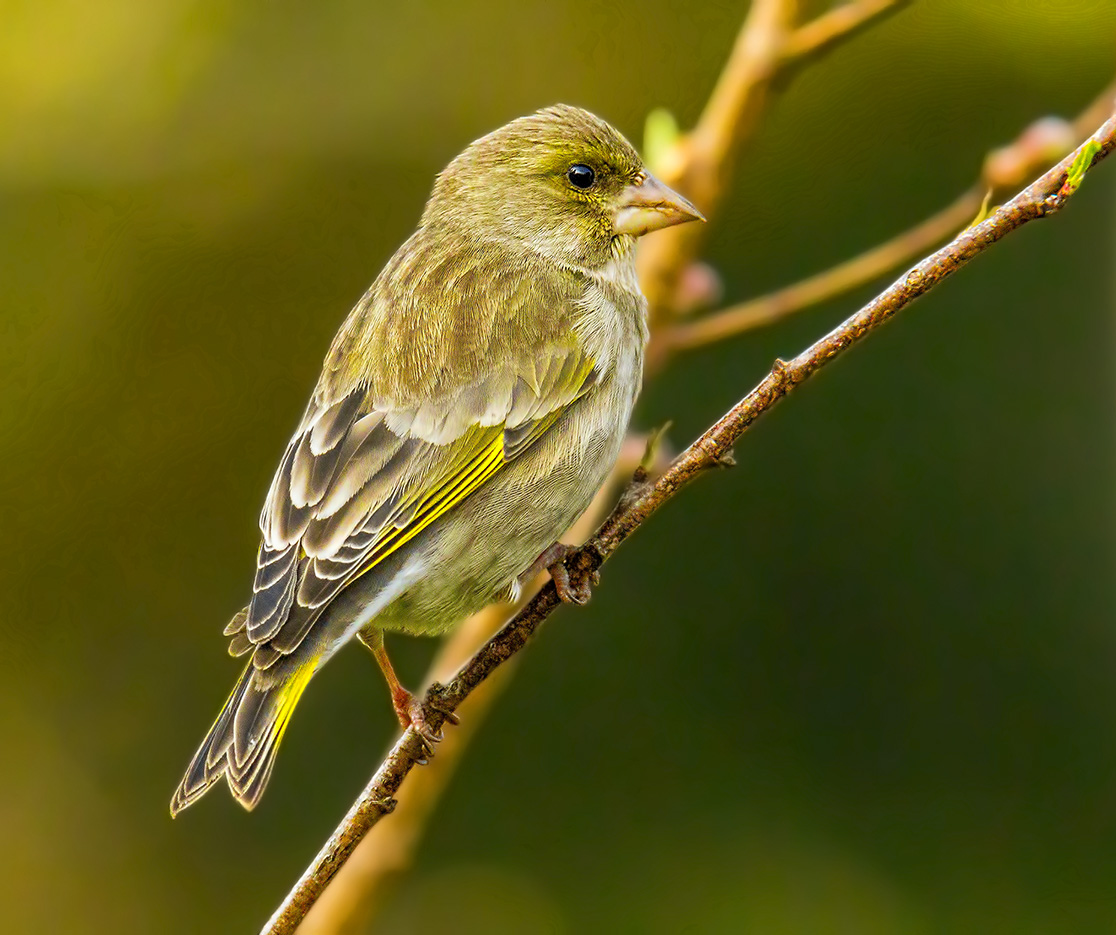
[576,268,647,409]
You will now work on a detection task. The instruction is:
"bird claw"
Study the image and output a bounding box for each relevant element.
[547,549,599,604]
[393,683,462,762]
[523,542,599,604]
[393,690,442,761]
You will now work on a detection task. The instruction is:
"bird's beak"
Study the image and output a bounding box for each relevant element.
[613,174,705,237]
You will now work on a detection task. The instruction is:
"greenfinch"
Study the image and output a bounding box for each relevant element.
[170,104,703,815]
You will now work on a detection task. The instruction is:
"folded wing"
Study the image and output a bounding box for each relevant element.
[224,340,599,668]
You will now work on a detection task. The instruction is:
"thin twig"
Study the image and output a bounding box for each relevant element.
[782,0,911,62]
[638,0,910,327]
[652,186,983,360]
[261,106,1116,935]
[654,80,1116,359]
[638,0,795,326]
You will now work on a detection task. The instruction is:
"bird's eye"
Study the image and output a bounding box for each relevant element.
[566,164,595,189]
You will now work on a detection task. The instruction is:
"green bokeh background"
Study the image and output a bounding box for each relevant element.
[2,2,1114,932]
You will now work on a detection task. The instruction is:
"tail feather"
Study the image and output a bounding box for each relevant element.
[170,657,317,816]
[232,673,272,768]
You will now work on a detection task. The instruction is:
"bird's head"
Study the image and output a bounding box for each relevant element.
[425,104,704,271]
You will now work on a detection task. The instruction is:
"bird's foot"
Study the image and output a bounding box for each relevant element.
[392,687,441,760]
[392,683,459,762]
[536,542,599,605]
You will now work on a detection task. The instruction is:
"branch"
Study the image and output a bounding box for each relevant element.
[654,80,1116,359]
[782,0,912,62]
[637,0,911,327]
[261,106,1116,935]
[651,187,983,362]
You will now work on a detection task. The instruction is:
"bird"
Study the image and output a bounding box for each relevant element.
[170,104,703,815]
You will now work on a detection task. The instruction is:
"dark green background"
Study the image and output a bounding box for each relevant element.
[2,1,1114,932]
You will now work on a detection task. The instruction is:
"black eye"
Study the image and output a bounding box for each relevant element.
[567,164,595,189]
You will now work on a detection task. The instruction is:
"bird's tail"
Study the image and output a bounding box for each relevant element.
[170,655,318,816]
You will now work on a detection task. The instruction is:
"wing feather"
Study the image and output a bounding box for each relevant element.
[234,337,600,667]
[245,560,296,642]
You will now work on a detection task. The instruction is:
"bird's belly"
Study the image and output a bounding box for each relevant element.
[368,379,633,637]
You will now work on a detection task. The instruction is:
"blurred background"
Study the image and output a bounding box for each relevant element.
[2,1,1115,932]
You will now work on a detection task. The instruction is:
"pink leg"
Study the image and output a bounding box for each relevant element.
[360,630,457,757]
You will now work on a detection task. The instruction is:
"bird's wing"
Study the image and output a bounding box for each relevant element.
[224,337,600,668]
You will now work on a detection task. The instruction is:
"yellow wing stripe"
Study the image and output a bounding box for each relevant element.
[341,355,596,591]
[364,436,504,564]
[349,432,506,584]
[372,438,501,560]
[403,427,499,520]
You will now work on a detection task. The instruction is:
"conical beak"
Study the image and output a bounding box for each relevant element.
[613,174,705,237]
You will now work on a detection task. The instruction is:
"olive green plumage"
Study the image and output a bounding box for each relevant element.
[170,104,702,815]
